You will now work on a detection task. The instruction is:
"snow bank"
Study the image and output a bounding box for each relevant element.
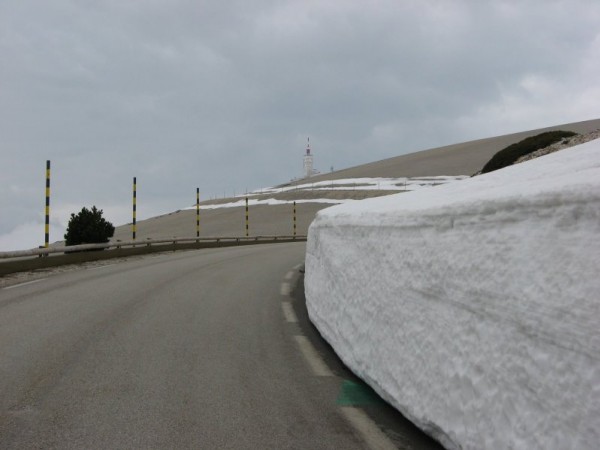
[305,140,600,449]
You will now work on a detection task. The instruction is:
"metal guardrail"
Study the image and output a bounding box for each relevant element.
[0,235,307,260]
[0,235,308,277]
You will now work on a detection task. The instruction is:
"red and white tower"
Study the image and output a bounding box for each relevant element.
[303,138,314,179]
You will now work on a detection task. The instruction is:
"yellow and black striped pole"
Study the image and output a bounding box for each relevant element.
[245,197,249,237]
[132,177,137,240]
[293,201,297,238]
[196,188,200,238]
[44,160,51,248]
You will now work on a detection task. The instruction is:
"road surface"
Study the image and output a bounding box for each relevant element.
[0,243,440,449]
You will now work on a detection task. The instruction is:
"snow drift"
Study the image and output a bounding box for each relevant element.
[305,139,600,449]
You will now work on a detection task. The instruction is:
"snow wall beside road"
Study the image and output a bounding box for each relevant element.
[305,140,600,450]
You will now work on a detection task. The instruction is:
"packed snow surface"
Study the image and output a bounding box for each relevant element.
[305,139,600,449]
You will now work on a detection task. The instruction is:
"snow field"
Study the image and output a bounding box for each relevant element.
[189,197,353,210]
[255,176,467,195]
[185,176,465,210]
[305,139,600,449]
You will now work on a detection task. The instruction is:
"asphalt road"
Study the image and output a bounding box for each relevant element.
[0,243,440,449]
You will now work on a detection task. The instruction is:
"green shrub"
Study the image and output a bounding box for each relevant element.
[64,206,115,246]
[481,130,577,174]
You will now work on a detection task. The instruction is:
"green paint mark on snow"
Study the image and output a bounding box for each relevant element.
[336,380,385,406]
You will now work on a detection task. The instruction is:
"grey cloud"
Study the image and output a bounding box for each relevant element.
[1,0,599,249]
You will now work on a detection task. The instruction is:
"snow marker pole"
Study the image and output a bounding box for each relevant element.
[132,177,137,241]
[196,188,200,238]
[245,197,249,237]
[44,160,51,248]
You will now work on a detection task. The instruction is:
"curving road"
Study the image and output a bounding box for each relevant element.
[0,243,439,449]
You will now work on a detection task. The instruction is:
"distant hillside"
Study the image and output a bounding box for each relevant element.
[287,118,600,184]
[113,118,600,242]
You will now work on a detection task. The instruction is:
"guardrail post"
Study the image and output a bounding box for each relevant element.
[44,160,51,248]
[132,177,137,241]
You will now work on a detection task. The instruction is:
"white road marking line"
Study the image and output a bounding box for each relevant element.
[284,271,294,280]
[281,302,298,323]
[3,278,48,290]
[294,335,333,377]
[340,406,397,450]
[280,282,291,296]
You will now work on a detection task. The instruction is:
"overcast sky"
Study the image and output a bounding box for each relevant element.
[1,0,599,250]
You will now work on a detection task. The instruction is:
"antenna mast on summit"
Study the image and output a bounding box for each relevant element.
[303,137,313,179]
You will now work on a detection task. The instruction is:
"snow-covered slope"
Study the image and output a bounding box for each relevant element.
[305,139,600,449]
